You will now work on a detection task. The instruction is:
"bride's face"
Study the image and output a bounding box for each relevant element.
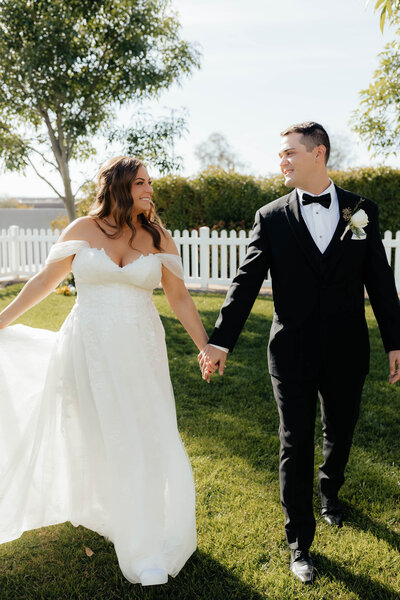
[130,166,154,215]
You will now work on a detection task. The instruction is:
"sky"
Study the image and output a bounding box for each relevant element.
[1,0,398,198]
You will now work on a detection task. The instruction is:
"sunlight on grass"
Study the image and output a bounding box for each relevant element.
[0,284,399,599]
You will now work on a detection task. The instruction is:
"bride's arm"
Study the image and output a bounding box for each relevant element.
[160,234,208,351]
[0,217,91,329]
[0,256,74,328]
[162,267,208,351]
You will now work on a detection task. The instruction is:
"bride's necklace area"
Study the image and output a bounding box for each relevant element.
[96,219,150,263]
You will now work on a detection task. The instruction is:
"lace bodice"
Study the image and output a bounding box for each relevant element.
[46,240,184,290]
[46,240,185,329]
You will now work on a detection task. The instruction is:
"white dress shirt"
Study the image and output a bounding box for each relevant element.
[210,180,339,354]
[297,179,339,253]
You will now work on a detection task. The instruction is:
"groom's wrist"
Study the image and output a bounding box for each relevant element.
[209,343,229,353]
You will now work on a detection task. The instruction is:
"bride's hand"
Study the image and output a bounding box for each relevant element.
[198,344,227,382]
[0,317,9,329]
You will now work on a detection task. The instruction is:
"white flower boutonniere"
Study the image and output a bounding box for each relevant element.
[340,198,369,241]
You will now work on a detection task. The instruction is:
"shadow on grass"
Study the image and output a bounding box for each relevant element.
[343,502,400,554]
[0,533,266,600]
[353,381,400,467]
[149,549,267,600]
[314,552,399,600]
[0,284,23,301]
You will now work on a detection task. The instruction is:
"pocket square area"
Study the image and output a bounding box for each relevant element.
[351,233,366,240]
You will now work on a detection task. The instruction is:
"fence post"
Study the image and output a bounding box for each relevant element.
[395,231,400,291]
[9,225,20,280]
[199,226,210,289]
[383,230,392,263]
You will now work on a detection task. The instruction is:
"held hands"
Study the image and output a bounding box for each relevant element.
[388,350,400,384]
[198,344,227,383]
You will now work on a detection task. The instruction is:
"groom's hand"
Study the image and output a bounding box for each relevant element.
[388,350,400,384]
[198,344,227,382]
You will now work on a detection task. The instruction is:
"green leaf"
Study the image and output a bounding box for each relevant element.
[351,31,400,158]
[380,5,387,32]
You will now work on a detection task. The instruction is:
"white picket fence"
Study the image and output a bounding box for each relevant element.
[1,225,400,290]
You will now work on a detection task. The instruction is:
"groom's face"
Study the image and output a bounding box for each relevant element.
[279,133,318,189]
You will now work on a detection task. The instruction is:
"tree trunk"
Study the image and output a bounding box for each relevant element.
[61,173,76,222]
[58,155,76,222]
[56,125,76,222]
[41,108,76,222]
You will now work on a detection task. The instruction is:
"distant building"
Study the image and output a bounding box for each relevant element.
[17,197,65,209]
[0,207,68,230]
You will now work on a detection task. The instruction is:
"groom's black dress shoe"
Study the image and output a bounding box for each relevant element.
[321,499,343,527]
[290,549,314,584]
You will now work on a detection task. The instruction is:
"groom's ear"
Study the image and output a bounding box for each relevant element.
[314,144,327,164]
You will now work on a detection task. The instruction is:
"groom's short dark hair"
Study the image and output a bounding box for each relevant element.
[280,122,330,164]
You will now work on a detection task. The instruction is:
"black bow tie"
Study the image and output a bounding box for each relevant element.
[302,192,331,210]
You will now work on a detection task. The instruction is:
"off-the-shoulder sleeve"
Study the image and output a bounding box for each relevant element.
[45,240,90,264]
[157,253,184,280]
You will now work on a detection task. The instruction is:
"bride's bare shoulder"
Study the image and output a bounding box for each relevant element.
[58,216,98,243]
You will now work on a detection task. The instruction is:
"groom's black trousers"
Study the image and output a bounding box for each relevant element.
[271,370,366,551]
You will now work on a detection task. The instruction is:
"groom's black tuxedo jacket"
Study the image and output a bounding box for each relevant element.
[208,186,400,380]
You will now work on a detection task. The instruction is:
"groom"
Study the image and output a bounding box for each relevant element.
[198,122,400,584]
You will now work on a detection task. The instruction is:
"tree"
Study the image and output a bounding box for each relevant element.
[373,0,400,31]
[111,107,188,175]
[327,133,357,170]
[351,33,400,157]
[0,196,19,208]
[0,0,200,221]
[194,132,244,172]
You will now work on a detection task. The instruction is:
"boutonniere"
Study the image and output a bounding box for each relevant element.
[340,198,369,241]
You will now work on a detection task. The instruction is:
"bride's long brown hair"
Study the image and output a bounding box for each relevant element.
[89,156,164,250]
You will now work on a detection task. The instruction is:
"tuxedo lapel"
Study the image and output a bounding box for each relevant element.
[284,190,322,275]
[322,186,356,271]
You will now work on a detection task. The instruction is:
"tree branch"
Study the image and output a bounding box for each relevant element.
[73,169,97,198]
[38,107,62,169]
[26,156,63,199]
[25,144,58,170]
[56,110,67,163]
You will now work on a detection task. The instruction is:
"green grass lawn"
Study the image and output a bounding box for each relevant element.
[0,284,399,600]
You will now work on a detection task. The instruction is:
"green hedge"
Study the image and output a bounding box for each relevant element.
[78,166,400,233]
[153,166,400,233]
[152,169,286,231]
[329,166,400,234]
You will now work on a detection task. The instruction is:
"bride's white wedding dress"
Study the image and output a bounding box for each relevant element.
[0,240,196,585]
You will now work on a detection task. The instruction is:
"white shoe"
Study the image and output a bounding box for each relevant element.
[139,568,168,586]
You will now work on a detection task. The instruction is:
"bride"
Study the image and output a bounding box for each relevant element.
[0,156,208,586]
